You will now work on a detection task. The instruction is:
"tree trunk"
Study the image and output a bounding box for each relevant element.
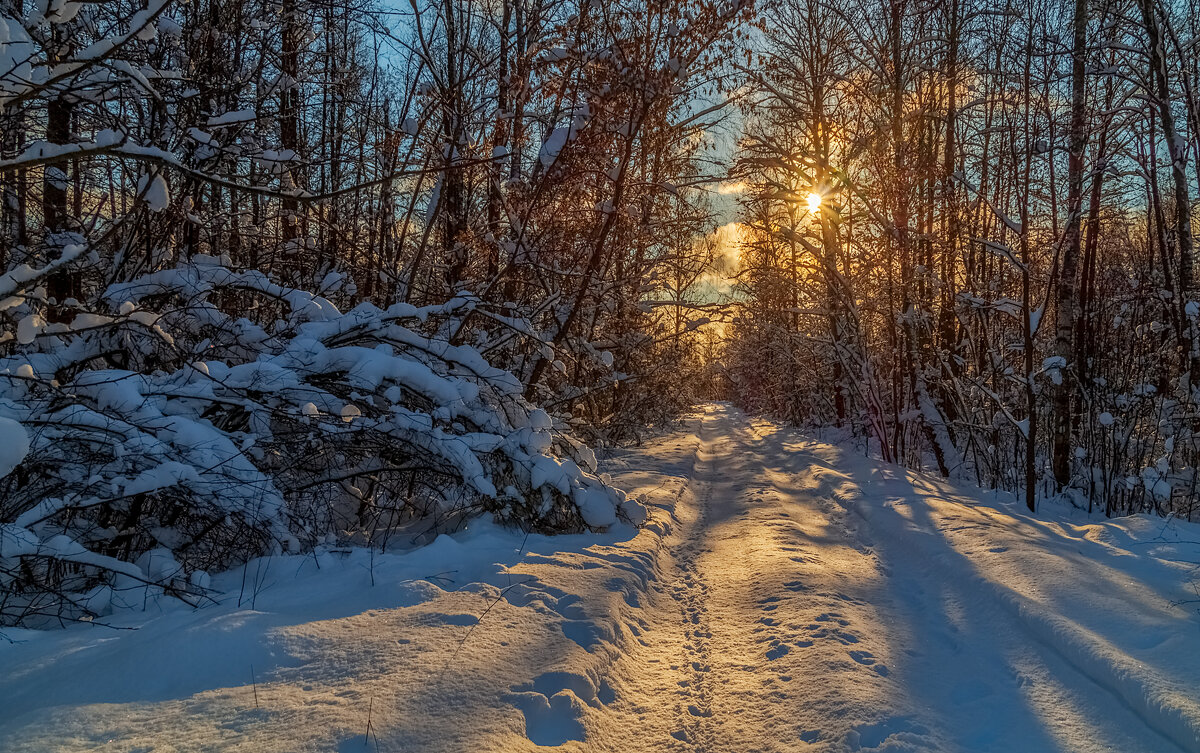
[1052,0,1088,489]
[1139,0,1197,382]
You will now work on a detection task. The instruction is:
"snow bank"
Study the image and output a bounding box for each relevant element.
[0,424,695,752]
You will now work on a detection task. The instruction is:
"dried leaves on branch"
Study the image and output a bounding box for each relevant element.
[0,0,751,625]
[725,0,1200,519]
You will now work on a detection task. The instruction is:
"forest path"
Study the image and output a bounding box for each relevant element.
[2,404,1198,753]
[599,403,1194,753]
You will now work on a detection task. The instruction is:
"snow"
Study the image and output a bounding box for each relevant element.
[537,103,591,168]
[3,404,1199,752]
[1,258,630,626]
[136,173,170,212]
[528,407,552,430]
[128,9,158,40]
[0,241,89,298]
[539,126,570,167]
[16,313,44,344]
[0,17,35,104]
[38,0,82,25]
[206,109,256,127]
[0,415,29,479]
[0,523,38,558]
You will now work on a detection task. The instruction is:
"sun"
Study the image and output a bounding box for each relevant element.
[806,192,822,212]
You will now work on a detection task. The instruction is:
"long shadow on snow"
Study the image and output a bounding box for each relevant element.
[772,433,1194,753]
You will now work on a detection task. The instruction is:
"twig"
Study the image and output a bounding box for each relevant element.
[363,696,378,750]
[439,529,533,677]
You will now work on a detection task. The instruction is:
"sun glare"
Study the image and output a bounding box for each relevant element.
[806,192,822,212]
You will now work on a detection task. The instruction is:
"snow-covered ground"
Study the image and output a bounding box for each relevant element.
[3,403,1200,752]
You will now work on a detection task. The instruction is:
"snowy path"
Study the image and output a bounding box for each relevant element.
[598,404,1200,752]
[3,403,1200,752]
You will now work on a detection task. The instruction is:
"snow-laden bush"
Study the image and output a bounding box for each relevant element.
[0,256,641,626]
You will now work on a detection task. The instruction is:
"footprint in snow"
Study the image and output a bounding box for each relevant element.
[759,596,784,613]
[848,650,890,676]
[507,670,619,746]
[431,613,478,627]
[507,690,586,746]
[561,619,611,649]
[849,650,876,665]
[815,612,850,626]
[846,717,929,749]
[805,624,859,645]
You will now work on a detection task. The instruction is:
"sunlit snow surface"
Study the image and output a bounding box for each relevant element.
[2,403,1199,752]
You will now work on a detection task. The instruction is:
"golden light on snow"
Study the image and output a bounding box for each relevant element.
[806,192,822,212]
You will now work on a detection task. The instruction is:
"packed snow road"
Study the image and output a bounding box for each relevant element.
[3,403,1200,752]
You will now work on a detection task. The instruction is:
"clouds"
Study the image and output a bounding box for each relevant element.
[696,222,745,300]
